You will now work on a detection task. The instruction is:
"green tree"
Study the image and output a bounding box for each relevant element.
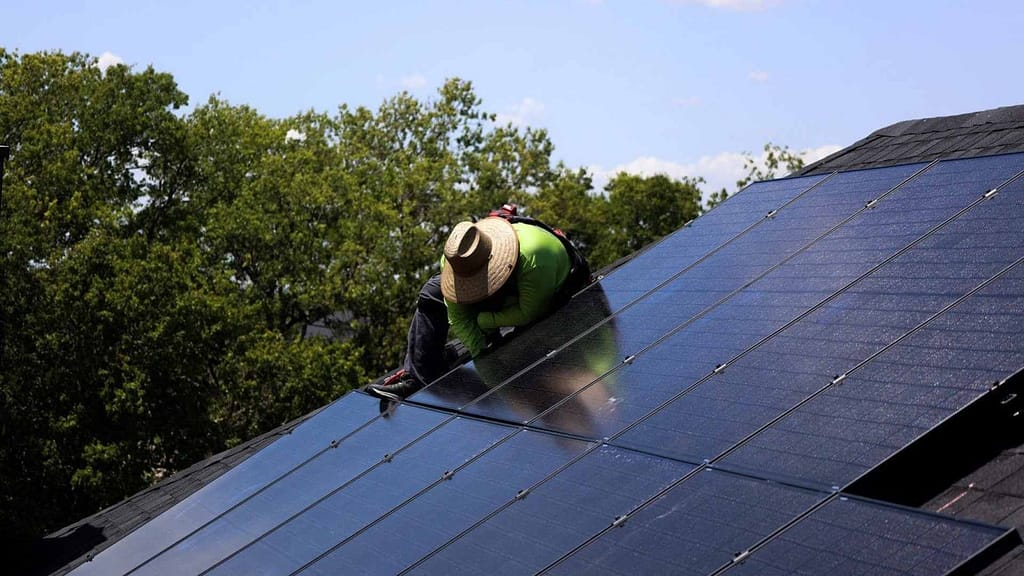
[734,141,806,190]
[591,172,702,267]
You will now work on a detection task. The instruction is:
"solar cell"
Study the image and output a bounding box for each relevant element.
[296,430,593,575]
[613,154,1024,462]
[205,417,512,576]
[720,179,1024,488]
[130,405,451,575]
[405,445,691,575]
[543,468,822,576]
[599,174,830,301]
[729,261,1024,487]
[68,393,381,576]
[722,496,1014,576]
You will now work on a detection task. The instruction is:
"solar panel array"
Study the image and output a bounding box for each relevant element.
[70,153,1024,575]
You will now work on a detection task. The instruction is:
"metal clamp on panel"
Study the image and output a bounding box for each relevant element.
[831,373,847,386]
[515,488,530,500]
[611,514,628,528]
[984,188,999,199]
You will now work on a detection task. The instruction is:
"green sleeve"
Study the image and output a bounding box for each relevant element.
[476,253,555,329]
[477,223,570,330]
[447,300,488,357]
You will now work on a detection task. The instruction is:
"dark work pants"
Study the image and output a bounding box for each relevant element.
[402,274,450,386]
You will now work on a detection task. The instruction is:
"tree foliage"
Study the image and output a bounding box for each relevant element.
[0,50,717,538]
[704,142,807,211]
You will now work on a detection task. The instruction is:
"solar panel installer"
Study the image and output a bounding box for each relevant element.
[366,204,591,413]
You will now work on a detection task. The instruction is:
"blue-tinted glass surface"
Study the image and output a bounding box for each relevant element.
[70,393,379,576]
[298,430,593,576]
[545,468,823,576]
[407,445,692,575]
[614,156,1024,461]
[724,262,1024,488]
[452,164,923,428]
[207,418,512,576]
[412,283,621,414]
[601,174,829,301]
[723,496,1009,576]
[131,404,449,576]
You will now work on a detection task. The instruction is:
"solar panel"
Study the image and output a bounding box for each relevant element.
[129,405,452,575]
[205,417,512,575]
[544,468,822,576]
[404,445,692,575]
[613,154,1024,462]
[427,163,926,426]
[721,258,1024,489]
[70,154,1024,576]
[296,430,593,575]
[721,495,1015,576]
[598,174,830,301]
[68,393,382,576]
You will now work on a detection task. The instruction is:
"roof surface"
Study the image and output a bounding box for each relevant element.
[800,105,1024,175]
[35,104,1024,576]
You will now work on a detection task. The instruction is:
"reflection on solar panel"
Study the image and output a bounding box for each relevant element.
[70,154,1024,575]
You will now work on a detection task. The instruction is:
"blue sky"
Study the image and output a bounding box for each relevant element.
[5,0,1024,195]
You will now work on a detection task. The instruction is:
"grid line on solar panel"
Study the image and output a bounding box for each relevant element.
[127,404,458,576]
[524,156,1024,444]
[713,494,1016,576]
[438,163,932,425]
[69,393,385,576]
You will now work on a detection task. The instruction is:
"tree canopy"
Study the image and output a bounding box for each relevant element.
[0,49,755,538]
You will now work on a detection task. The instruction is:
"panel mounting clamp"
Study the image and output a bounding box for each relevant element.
[441,470,454,481]
[623,354,637,365]
[831,373,847,386]
[983,188,998,199]
[766,209,778,219]
[865,197,880,209]
[515,488,530,500]
[732,550,751,563]
[713,363,727,375]
[611,514,629,528]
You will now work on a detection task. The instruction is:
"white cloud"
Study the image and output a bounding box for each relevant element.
[285,129,306,142]
[589,144,842,204]
[95,51,124,74]
[495,97,545,127]
[400,74,427,89]
[748,70,770,82]
[670,0,779,11]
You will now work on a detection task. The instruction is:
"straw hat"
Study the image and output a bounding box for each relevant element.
[441,218,519,304]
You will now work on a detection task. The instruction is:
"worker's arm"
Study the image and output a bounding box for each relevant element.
[476,253,557,329]
[447,300,489,357]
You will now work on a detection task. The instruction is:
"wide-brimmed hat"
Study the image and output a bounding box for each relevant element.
[441,217,519,304]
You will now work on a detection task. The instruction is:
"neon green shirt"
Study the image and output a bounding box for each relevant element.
[446,222,571,356]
